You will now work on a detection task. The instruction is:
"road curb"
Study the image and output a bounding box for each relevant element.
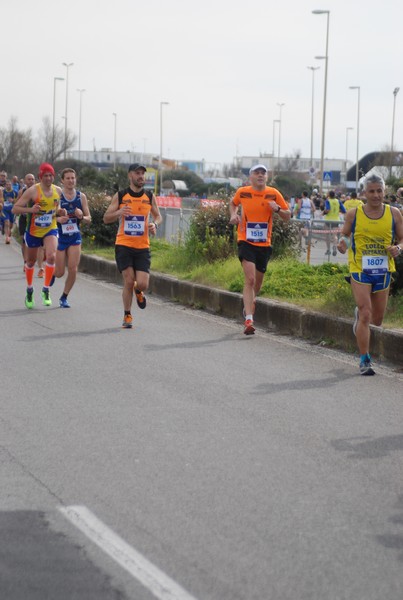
[79,254,403,367]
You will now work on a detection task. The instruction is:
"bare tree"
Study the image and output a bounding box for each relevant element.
[0,116,34,172]
[34,116,76,163]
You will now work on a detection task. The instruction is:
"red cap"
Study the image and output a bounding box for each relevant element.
[38,163,55,178]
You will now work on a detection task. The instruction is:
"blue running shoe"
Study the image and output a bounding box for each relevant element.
[59,296,70,308]
[359,356,375,376]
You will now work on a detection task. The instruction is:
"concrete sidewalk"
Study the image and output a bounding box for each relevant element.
[79,254,403,369]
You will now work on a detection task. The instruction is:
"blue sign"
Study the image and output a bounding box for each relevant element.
[323,171,332,181]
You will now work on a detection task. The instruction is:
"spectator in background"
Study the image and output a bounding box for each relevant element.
[295,191,315,248]
[343,190,364,211]
[323,190,346,256]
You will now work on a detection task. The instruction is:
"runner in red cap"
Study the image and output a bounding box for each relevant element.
[12,163,64,308]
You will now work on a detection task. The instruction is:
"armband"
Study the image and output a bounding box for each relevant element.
[340,235,351,248]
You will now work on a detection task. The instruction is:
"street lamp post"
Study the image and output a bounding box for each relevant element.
[112,112,117,170]
[312,9,330,196]
[77,89,85,162]
[62,62,74,159]
[349,86,361,191]
[390,87,400,177]
[276,102,285,172]
[159,101,169,194]
[271,119,280,182]
[307,66,320,169]
[345,126,354,184]
[52,76,64,162]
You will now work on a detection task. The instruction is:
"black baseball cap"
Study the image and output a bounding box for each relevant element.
[128,163,147,172]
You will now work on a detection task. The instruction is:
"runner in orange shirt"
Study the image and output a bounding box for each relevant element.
[229,164,291,335]
[103,163,162,329]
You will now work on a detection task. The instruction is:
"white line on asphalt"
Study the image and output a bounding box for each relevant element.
[59,505,198,600]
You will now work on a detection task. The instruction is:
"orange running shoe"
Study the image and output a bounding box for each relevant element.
[122,314,133,329]
[135,289,146,309]
[244,319,255,335]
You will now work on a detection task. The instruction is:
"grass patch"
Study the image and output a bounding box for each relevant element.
[83,242,403,328]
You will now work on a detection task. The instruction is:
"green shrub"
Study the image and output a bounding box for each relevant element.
[83,189,117,247]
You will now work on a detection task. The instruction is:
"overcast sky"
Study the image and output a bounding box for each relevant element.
[3,0,402,168]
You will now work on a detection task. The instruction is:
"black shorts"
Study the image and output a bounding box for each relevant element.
[115,245,151,274]
[237,241,272,273]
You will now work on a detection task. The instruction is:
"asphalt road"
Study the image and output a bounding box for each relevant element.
[1,241,403,600]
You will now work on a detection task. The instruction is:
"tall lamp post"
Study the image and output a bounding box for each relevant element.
[390,87,400,177]
[112,112,117,170]
[349,85,361,191]
[159,101,169,194]
[271,119,280,182]
[312,9,330,196]
[62,62,74,159]
[276,102,285,172]
[307,66,320,169]
[52,76,64,162]
[345,126,353,184]
[77,89,85,162]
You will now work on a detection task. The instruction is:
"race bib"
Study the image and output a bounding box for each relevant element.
[34,213,52,228]
[246,222,268,243]
[124,215,145,236]
[362,255,388,274]
[61,219,79,235]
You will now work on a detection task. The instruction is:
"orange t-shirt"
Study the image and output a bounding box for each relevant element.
[232,185,288,246]
[115,188,152,249]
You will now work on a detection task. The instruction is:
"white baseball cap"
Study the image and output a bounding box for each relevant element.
[249,164,268,174]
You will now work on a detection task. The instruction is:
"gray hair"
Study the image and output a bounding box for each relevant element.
[362,173,385,190]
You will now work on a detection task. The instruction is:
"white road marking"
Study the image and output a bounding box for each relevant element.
[59,505,198,600]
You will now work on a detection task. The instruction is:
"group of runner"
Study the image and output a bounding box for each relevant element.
[230,165,403,376]
[11,163,91,309]
[3,161,403,376]
[10,162,161,329]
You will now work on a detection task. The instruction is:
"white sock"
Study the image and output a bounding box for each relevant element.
[245,314,253,321]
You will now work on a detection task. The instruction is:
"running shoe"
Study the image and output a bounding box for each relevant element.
[135,289,146,309]
[332,245,337,256]
[359,357,375,376]
[41,288,52,306]
[37,268,44,278]
[325,249,330,256]
[122,314,133,328]
[352,306,359,336]
[244,319,255,335]
[5,237,10,244]
[59,296,70,308]
[25,288,35,309]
